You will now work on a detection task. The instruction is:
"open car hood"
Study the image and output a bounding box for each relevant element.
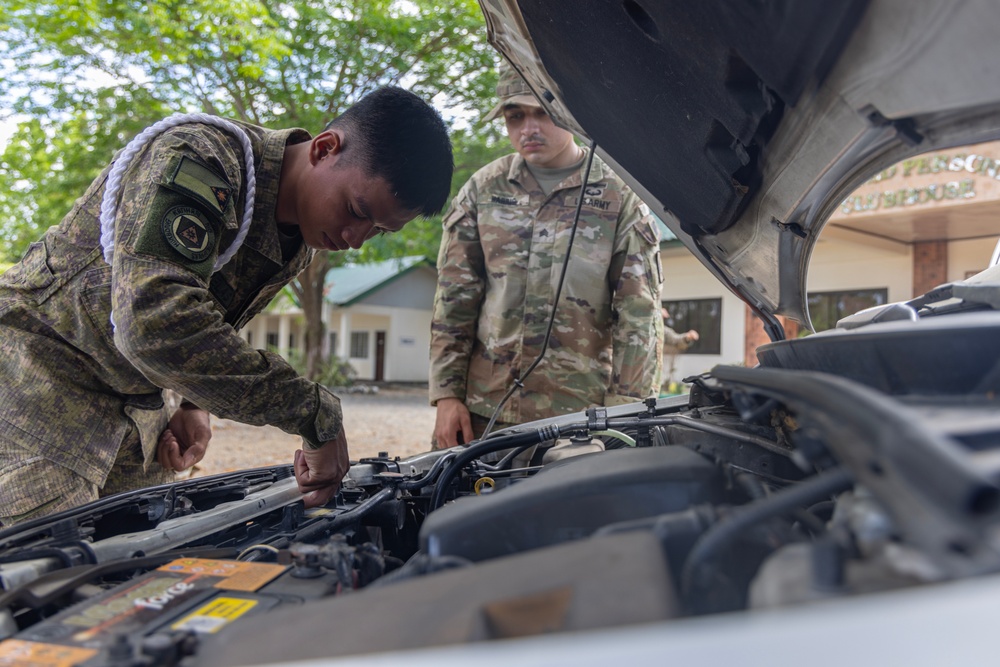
[479,0,1000,336]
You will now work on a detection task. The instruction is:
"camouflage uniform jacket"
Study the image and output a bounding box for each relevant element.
[430,150,664,424]
[0,121,343,487]
[663,327,693,352]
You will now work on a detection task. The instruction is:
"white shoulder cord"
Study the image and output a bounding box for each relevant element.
[99,112,257,273]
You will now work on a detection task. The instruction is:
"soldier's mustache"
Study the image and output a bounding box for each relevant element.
[521,135,545,147]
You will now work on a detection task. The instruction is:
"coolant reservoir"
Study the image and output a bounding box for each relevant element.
[542,436,605,464]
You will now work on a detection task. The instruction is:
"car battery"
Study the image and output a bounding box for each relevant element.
[0,557,337,666]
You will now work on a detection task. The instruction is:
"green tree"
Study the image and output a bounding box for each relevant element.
[0,0,506,378]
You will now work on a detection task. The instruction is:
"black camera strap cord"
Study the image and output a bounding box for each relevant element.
[482,139,599,439]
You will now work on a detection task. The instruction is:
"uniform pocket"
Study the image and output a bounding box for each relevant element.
[0,455,92,519]
[79,266,117,349]
[3,242,58,304]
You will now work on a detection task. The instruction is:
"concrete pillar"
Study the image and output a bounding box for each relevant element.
[338,311,351,360]
[278,315,291,359]
[253,316,268,350]
[321,302,331,357]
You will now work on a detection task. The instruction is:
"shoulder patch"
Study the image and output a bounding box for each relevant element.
[635,212,660,246]
[162,206,216,262]
[168,156,233,217]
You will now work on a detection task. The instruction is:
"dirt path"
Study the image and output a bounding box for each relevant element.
[190,385,436,478]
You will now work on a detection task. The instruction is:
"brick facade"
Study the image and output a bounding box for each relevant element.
[743,307,801,366]
[912,240,948,297]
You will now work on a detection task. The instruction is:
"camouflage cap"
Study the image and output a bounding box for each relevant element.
[484,63,542,121]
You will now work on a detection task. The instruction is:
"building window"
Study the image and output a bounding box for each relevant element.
[266,332,279,349]
[807,289,888,332]
[328,332,338,358]
[246,331,253,346]
[662,298,722,355]
[350,331,369,359]
[288,334,295,350]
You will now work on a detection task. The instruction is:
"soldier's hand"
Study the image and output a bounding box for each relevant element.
[294,428,350,508]
[158,405,212,472]
[684,329,700,343]
[433,398,473,449]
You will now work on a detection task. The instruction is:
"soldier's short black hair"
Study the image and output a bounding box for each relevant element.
[327,87,454,217]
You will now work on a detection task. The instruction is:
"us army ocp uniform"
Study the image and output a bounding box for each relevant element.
[429,149,664,425]
[0,121,343,522]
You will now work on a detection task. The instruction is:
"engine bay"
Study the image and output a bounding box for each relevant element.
[1,311,999,666]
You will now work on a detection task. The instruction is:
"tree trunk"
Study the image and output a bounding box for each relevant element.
[291,252,331,381]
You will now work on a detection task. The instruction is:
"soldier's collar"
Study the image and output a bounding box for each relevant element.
[508,148,608,193]
[248,127,311,266]
[577,147,608,185]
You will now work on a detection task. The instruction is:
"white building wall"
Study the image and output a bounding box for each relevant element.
[806,230,913,304]
[948,238,995,282]
[341,311,385,380]
[389,309,433,382]
[327,306,432,382]
[659,247,747,377]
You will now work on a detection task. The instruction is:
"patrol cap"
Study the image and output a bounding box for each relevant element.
[484,63,542,121]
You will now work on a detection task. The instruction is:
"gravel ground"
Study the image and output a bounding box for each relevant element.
[189,384,436,478]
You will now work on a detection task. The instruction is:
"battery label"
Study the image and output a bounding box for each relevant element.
[157,558,287,591]
[12,558,287,652]
[171,597,258,634]
[0,639,97,666]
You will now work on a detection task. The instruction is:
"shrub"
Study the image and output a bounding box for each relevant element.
[282,349,357,388]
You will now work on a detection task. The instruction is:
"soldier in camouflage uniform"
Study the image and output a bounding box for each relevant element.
[661,307,699,391]
[0,87,453,524]
[430,65,664,447]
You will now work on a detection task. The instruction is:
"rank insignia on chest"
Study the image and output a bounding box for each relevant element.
[162,206,215,262]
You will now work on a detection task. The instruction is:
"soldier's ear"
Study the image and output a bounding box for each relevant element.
[310,130,345,165]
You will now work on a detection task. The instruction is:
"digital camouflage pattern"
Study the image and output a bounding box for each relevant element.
[430,149,664,425]
[0,120,343,515]
[0,424,173,525]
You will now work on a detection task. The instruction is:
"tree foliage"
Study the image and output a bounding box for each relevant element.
[0,0,511,377]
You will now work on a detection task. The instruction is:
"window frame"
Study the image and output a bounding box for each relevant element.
[350,331,370,359]
[806,288,889,333]
[661,298,723,355]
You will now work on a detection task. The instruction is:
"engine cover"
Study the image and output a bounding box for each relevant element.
[196,531,679,666]
[420,446,727,562]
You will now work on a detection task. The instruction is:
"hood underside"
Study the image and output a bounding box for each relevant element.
[479,0,1000,334]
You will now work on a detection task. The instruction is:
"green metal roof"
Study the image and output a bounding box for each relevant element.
[324,256,433,307]
[653,214,679,244]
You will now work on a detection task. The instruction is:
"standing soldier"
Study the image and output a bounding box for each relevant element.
[430,63,664,448]
[660,307,700,393]
[0,87,454,524]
